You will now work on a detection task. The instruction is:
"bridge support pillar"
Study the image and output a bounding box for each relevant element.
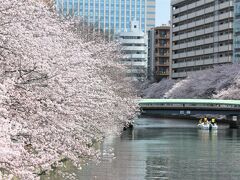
[228,115,240,129]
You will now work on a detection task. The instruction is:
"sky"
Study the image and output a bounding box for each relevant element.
[156,0,171,26]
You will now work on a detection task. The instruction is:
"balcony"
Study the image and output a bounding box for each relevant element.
[173,35,180,41]
[191,37,214,46]
[196,0,205,6]
[187,51,195,57]
[123,46,146,51]
[172,59,215,69]
[195,19,205,27]
[205,6,214,14]
[205,27,214,34]
[172,44,180,50]
[205,38,214,44]
[186,61,195,67]
[218,23,233,30]
[155,63,170,67]
[179,24,188,31]
[216,56,233,63]
[180,14,188,22]
[195,29,206,37]
[203,59,214,65]
[195,9,205,17]
[172,72,187,78]
[179,52,187,58]
[172,54,179,59]
[188,22,195,29]
[205,16,214,24]
[126,69,147,74]
[195,49,204,56]
[155,71,170,76]
[155,35,170,39]
[218,45,233,52]
[204,47,214,54]
[218,1,233,10]
[122,54,147,59]
[171,0,185,6]
[123,61,147,66]
[120,38,146,44]
[172,8,180,15]
[196,39,204,46]
[187,41,196,48]
[177,17,211,32]
[218,12,233,21]
[172,26,180,33]
[179,43,187,49]
[172,62,186,68]
[187,31,196,38]
[179,33,187,40]
[132,54,147,59]
[172,17,180,24]
[195,60,204,66]
[179,5,188,13]
[188,12,195,19]
[218,34,233,42]
[155,53,170,57]
[155,44,170,48]
[188,2,196,9]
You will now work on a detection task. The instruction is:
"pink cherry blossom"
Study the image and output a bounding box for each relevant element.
[0,0,138,179]
[143,64,240,99]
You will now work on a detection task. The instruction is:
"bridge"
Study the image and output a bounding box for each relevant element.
[139,99,240,128]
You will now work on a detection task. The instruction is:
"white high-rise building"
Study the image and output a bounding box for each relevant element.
[171,0,234,79]
[118,20,148,81]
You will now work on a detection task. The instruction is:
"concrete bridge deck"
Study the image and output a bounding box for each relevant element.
[139,99,240,108]
[139,99,240,128]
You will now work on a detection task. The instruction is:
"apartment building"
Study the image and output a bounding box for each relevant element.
[56,0,156,36]
[235,0,240,62]
[119,21,148,81]
[148,26,170,81]
[171,0,234,79]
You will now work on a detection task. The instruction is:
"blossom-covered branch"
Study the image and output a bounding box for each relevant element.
[143,64,240,99]
[0,0,137,179]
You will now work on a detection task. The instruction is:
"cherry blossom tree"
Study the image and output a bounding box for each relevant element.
[165,65,239,99]
[143,64,240,99]
[213,67,240,99]
[0,0,137,179]
[142,79,176,98]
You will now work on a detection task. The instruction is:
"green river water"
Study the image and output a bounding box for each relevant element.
[44,117,240,180]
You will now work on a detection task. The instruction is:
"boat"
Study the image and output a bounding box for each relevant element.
[198,118,218,130]
[198,123,210,130]
[209,123,218,130]
[197,122,218,130]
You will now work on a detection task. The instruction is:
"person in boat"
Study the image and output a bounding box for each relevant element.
[203,117,208,124]
[199,118,203,124]
[211,118,216,125]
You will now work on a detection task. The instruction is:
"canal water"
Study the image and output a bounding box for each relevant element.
[78,118,240,180]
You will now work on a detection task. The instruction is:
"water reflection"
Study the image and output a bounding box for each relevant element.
[198,129,218,141]
[78,118,240,180]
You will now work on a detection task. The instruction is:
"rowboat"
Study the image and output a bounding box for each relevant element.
[198,123,218,130]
